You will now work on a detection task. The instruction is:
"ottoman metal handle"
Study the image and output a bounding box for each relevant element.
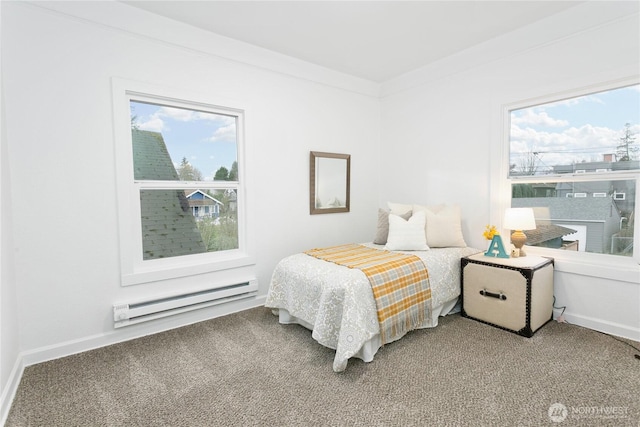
[479,289,507,301]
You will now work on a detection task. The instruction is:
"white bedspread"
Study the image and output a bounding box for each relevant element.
[265,244,481,372]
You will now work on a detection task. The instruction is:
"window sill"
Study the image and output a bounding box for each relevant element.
[525,246,639,284]
[122,252,256,286]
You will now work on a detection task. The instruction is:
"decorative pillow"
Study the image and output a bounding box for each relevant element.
[412,203,446,215]
[373,209,411,245]
[387,201,413,216]
[423,205,467,248]
[385,211,430,251]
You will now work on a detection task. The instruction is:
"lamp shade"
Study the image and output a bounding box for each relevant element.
[504,208,536,231]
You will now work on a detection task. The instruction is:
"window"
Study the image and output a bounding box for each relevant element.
[113,80,252,285]
[507,83,639,259]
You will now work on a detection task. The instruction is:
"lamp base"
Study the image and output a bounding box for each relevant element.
[511,230,528,257]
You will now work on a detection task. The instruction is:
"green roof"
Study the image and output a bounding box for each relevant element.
[132,130,206,260]
[132,130,179,181]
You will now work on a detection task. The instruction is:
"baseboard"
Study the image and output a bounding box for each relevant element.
[1,296,266,424]
[0,354,25,426]
[553,309,640,342]
[21,296,267,367]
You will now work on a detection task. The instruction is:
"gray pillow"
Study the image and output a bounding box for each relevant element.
[373,208,412,245]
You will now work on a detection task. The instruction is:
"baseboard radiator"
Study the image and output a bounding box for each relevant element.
[113,279,258,328]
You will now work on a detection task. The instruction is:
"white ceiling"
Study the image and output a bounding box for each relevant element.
[122,1,583,82]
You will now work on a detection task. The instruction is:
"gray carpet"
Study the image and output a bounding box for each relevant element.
[6,307,640,426]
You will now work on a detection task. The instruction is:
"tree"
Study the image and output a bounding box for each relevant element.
[214,166,229,181]
[177,157,203,181]
[512,184,536,198]
[518,151,539,175]
[228,161,238,181]
[616,123,638,161]
[214,163,238,181]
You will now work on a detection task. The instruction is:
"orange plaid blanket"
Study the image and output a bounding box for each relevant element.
[305,244,432,344]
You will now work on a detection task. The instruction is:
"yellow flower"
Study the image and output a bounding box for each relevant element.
[483,224,499,240]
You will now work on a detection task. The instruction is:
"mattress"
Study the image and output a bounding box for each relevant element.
[265,243,481,372]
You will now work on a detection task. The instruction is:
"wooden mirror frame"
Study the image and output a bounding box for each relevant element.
[310,151,351,214]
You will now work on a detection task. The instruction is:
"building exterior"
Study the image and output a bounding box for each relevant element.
[185,190,223,219]
[512,197,622,254]
[512,158,636,255]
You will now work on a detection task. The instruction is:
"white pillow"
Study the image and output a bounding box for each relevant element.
[387,201,413,216]
[385,211,429,251]
[373,209,412,245]
[423,205,467,248]
[412,204,446,215]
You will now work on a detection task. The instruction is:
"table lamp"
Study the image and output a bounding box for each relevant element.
[504,208,536,256]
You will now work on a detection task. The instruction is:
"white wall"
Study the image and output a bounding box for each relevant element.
[380,2,639,339]
[1,0,22,418]
[1,0,639,421]
[0,0,381,391]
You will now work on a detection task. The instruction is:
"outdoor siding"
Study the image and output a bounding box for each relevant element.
[512,197,620,254]
[585,222,604,253]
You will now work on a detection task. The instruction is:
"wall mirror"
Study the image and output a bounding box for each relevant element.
[310,151,351,214]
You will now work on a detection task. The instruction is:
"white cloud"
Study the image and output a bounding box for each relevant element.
[198,112,235,127]
[544,93,605,110]
[158,106,197,122]
[156,106,236,127]
[512,109,568,128]
[510,123,622,169]
[135,103,237,141]
[208,124,237,144]
[138,117,166,132]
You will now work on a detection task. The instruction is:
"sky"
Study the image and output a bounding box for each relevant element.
[510,84,640,174]
[130,100,238,181]
[130,85,638,180]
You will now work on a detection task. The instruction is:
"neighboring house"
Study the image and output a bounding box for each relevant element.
[132,130,207,259]
[552,159,637,215]
[512,197,622,254]
[552,158,639,174]
[525,224,579,250]
[185,190,223,219]
[513,157,636,254]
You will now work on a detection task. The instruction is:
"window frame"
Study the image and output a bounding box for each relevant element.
[494,77,640,279]
[112,78,254,286]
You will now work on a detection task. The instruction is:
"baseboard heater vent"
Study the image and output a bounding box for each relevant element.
[113,279,258,328]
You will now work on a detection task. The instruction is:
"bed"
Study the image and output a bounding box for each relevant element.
[265,203,483,372]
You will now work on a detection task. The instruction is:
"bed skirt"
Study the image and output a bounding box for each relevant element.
[273,297,459,365]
